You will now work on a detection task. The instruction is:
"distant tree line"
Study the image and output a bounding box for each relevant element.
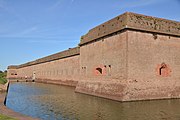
[0,70,7,84]
[0,70,7,73]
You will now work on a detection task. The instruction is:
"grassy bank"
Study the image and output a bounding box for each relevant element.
[0,114,16,120]
[0,72,7,84]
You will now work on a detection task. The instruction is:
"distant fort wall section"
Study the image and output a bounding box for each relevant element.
[7,47,80,86]
[10,47,80,69]
[7,12,180,101]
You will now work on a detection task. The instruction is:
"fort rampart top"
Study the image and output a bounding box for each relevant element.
[80,12,180,45]
[8,47,80,69]
[8,12,180,69]
[7,65,19,69]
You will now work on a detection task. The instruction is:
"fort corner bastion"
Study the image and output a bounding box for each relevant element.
[7,12,180,101]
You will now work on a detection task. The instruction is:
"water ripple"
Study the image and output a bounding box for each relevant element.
[6,82,180,120]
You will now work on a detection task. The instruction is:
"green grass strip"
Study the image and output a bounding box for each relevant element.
[0,114,16,120]
[0,73,7,84]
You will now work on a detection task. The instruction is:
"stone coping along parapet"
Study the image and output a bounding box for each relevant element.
[7,65,19,69]
[8,47,80,69]
[80,12,180,45]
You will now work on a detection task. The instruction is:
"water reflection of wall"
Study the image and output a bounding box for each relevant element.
[6,83,180,120]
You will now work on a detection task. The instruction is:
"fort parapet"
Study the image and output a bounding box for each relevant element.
[80,12,180,45]
[7,65,18,69]
[7,12,180,101]
[20,47,80,68]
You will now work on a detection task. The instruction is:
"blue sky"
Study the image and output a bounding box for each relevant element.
[0,0,180,70]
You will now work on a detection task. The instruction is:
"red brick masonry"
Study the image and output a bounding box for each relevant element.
[7,12,180,102]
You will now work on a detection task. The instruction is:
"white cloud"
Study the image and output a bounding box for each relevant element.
[49,0,63,10]
[0,25,38,38]
[49,0,75,10]
[19,26,38,35]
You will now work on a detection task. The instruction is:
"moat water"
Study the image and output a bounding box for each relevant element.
[6,82,180,120]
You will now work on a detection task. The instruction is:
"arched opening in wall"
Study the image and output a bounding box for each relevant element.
[96,68,103,74]
[159,63,167,76]
[108,65,111,76]
[157,62,171,77]
[33,72,36,80]
[82,67,87,75]
[153,33,158,40]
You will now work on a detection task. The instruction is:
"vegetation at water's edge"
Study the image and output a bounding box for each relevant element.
[0,71,7,84]
[0,114,16,120]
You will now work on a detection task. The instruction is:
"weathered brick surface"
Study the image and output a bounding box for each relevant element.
[79,31,127,81]
[75,80,128,101]
[124,30,180,101]
[10,55,80,85]
[7,68,18,79]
